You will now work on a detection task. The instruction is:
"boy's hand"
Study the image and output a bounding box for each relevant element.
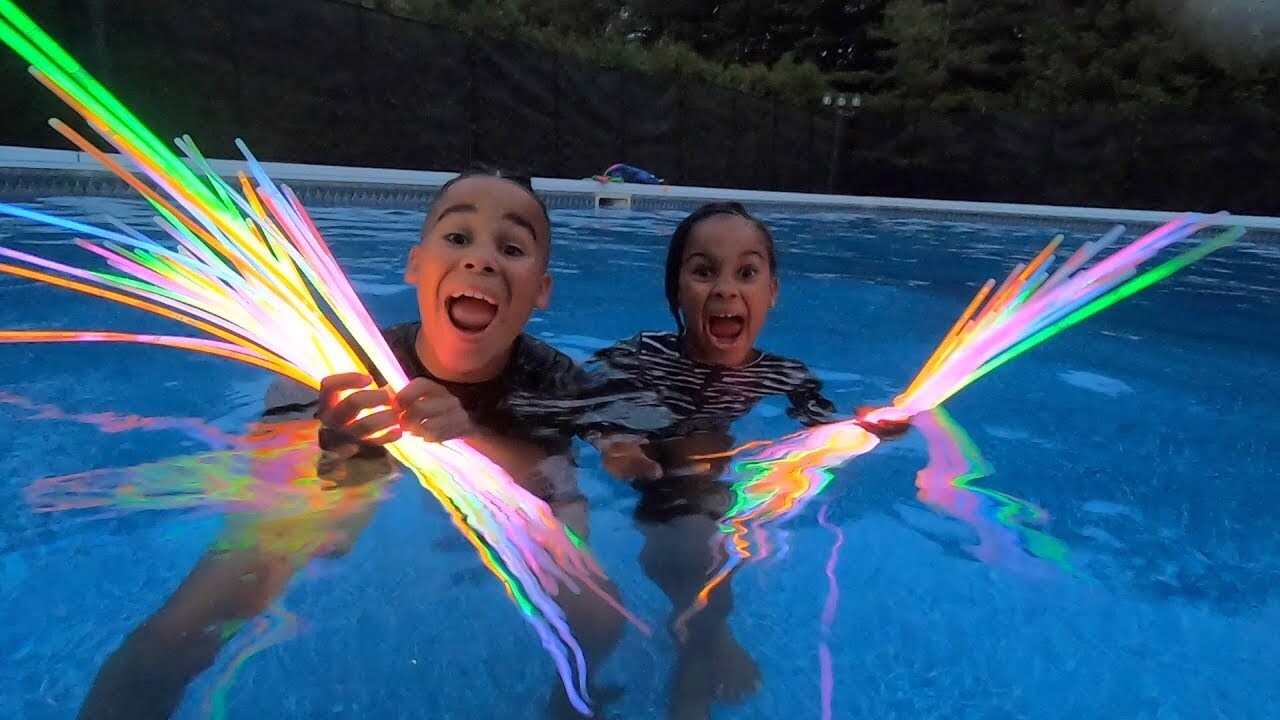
[395,377,475,443]
[317,373,401,453]
[598,436,663,482]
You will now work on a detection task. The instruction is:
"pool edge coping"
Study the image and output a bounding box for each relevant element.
[4,144,1280,232]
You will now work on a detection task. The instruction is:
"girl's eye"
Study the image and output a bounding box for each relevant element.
[502,244,526,257]
[444,232,469,246]
[690,265,713,279]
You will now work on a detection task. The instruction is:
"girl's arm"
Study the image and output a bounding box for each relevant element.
[786,372,910,438]
[785,373,841,427]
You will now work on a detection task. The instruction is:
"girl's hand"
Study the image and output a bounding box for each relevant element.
[598,435,663,482]
[855,406,911,439]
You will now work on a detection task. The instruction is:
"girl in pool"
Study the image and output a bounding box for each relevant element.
[587,201,906,719]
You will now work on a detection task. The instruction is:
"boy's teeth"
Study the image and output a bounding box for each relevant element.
[452,290,496,304]
[448,293,499,331]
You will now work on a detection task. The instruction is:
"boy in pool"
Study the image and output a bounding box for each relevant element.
[587,202,907,720]
[77,168,657,720]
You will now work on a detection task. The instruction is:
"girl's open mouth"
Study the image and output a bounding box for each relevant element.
[707,313,745,346]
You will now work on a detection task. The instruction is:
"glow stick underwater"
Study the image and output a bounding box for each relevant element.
[0,2,634,712]
[910,408,1072,575]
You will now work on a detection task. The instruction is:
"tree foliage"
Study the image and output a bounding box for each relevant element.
[346,0,832,106]
[342,0,1279,113]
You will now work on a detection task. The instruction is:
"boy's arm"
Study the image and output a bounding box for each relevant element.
[564,342,675,443]
[566,344,673,481]
[510,336,674,443]
[260,377,321,423]
[507,338,672,481]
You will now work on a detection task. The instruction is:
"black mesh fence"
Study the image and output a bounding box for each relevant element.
[3,0,1279,214]
[836,107,1280,215]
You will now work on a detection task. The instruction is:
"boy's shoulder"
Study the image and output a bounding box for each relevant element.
[513,332,576,370]
[507,333,589,394]
[381,321,420,352]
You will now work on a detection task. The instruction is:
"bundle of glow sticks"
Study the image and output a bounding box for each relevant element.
[866,214,1244,423]
[0,2,617,711]
[688,216,1242,615]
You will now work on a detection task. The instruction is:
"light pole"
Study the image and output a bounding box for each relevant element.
[823,92,862,193]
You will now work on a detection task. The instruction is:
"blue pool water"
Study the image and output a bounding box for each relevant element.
[1,196,1277,719]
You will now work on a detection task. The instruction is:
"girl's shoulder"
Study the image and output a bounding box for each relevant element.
[744,348,823,387]
[594,330,682,361]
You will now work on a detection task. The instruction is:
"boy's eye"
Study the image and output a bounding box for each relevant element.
[739,266,758,280]
[444,232,469,246]
[502,243,526,258]
[690,265,713,279]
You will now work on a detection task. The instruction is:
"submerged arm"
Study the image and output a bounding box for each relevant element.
[787,373,910,439]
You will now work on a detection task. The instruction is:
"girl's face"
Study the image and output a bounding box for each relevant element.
[677,214,778,367]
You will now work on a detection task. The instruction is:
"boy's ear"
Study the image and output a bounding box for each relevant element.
[769,276,779,308]
[404,244,421,285]
[535,272,553,310]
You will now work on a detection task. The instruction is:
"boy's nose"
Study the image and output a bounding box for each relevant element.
[462,259,496,273]
[461,247,498,273]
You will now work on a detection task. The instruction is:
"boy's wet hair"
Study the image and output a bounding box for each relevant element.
[434,164,548,218]
[664,201,777,334]
[429,163,552,261]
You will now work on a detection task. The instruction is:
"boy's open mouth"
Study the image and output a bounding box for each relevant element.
[446,290,499,333]
[706,313,745,346]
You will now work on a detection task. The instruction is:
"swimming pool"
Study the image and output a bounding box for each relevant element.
[1,196,1276,719]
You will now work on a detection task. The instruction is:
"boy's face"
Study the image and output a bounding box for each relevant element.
[405,176,552,382]
[677,214,778,367]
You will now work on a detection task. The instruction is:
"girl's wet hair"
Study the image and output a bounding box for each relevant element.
[664,201,777,334]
